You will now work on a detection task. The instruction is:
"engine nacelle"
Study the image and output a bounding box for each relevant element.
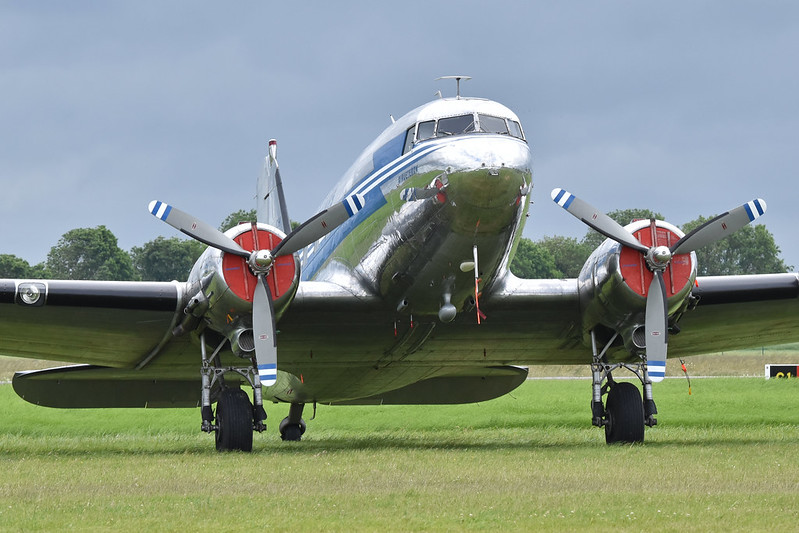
[186,222,300,357]
[578,219,697,355]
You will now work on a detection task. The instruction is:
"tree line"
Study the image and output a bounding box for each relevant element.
[0,207,791,282]
[510,208,790,278]
[0,209,255,282]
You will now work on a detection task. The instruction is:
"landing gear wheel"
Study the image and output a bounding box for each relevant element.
[215,388,254,452]
[604,382,645,444]
[279,417,307,441]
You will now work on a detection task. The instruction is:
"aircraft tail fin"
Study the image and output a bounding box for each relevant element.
[257,139,292,233]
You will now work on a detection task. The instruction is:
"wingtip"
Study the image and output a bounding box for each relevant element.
[550,188,564,201]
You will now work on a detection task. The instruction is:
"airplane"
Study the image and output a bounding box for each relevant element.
[2,76,798,451]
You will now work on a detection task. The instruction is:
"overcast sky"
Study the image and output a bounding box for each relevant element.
[2,1,798,270]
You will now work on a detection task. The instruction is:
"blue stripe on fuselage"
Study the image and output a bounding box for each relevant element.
[300,139,452,279]
[300,135,523,280]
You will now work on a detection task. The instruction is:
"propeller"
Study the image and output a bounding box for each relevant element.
[550,188,766,381]
[148,192,366,385]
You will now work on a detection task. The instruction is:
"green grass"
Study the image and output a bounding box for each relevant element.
[2,378,799,531]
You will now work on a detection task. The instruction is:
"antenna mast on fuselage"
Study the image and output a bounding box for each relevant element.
[436,75,472,99]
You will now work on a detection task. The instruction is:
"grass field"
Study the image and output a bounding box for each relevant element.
[2,366,799,531]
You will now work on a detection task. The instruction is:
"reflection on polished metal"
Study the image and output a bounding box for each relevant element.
[438,292,457,323]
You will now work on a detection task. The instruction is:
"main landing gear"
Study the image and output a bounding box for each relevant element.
[198,333,308,451]
[589,330,658,444]
[199,332,266,452]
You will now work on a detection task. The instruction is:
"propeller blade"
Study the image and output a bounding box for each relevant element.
[550,189,648,253]
[645,271,668,382]
[253,274,277,387]
[670,198,767,255]
[272,193,366,257]
[148,200,249,258]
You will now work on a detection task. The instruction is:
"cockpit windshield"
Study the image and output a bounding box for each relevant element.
[477,114,508,134]
[404,112,525,153]
[436,114,476,136]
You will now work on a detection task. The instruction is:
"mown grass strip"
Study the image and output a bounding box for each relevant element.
[2,378,799,531]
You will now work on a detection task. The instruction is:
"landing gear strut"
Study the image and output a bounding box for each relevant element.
[199,332,267,452]
[590,330,658,444]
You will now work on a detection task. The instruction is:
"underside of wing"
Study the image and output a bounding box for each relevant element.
[12,364,200,408]
[328,365,528,405]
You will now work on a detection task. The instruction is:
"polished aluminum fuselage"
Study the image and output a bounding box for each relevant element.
[301,98,533,319]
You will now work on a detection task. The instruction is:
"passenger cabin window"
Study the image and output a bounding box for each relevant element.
[436,114,476,136]
[477,114,508,135]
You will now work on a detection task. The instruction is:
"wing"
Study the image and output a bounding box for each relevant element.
[668,273,799,357]
[6,272,798,409]
[0,279,187,367]
[1,279,205,407]
[479,271,799,362]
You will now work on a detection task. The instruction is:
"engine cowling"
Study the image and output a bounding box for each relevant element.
[186,222,300,357]
[578,219,697,356]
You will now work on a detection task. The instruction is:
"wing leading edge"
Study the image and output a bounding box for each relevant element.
[0,279,187,368]
[668,273,799,357]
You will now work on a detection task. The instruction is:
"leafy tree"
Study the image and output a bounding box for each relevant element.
[538,236,593,278]
[0,254,33,278]
[130,236,206,281]
[681,216,790,275]
[220,208,299,233]
[45,226,136,280]
[510,238,562,279]
[27,262,51,279]
[219,209,257,232]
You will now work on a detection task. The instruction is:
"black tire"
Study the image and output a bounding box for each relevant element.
[215,388,254,452]
[604,381,645,444]
[279,417,307,442]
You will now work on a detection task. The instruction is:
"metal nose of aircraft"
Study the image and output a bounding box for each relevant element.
[441,138,532,210]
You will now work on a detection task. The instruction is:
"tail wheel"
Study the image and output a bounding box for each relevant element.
[279,417,307,441]
[604,381,645,444]
[215,388,254,452]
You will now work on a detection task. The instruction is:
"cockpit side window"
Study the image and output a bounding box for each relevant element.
[508,120,524,139]
[417,120,436,142]
[436,114,476,136]
[403,126,416,154]
[477,114,509,135]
